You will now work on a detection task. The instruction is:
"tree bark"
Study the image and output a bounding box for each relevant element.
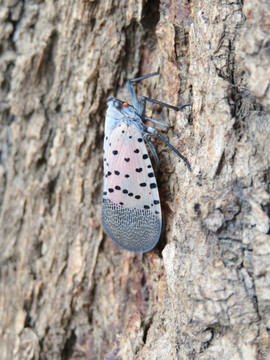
[0,0,269,359]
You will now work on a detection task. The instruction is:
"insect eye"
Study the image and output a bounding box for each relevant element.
[106,97,125,109]
[114,99,123,109]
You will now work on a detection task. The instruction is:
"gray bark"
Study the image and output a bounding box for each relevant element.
[0,0,269,359]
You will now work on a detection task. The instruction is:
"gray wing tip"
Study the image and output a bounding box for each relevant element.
[101,200,162,253]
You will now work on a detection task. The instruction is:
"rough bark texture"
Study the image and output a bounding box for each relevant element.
[0,0,270,359]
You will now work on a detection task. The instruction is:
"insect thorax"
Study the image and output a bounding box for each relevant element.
[106,98,144,133]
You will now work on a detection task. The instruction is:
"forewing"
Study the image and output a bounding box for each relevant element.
[102,120,162,252]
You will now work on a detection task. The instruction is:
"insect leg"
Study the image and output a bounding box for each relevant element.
[146,126,191,172]
[143,133,160,171]
[140,96,180,112]
[126,68,160,114]
[128,68,160,83]
[145,116,172,128]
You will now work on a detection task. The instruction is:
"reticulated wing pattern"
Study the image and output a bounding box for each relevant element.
[102,200,161,252]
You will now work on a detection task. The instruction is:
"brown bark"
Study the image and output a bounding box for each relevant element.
[0,0,269,359]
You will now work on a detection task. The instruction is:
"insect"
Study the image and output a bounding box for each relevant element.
[102,68,191,252]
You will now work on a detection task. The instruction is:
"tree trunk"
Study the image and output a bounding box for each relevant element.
[0,0,269,359]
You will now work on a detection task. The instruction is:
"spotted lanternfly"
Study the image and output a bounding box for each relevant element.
[102,68,191,252]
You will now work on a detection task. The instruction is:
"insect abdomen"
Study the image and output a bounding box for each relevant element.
[102,199,161,252]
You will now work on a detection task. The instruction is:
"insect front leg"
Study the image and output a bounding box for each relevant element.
[126,69,160,116]
[146,126,191,172]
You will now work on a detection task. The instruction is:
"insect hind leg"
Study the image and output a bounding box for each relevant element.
[146,126,191,172]
[143,133,160,172]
